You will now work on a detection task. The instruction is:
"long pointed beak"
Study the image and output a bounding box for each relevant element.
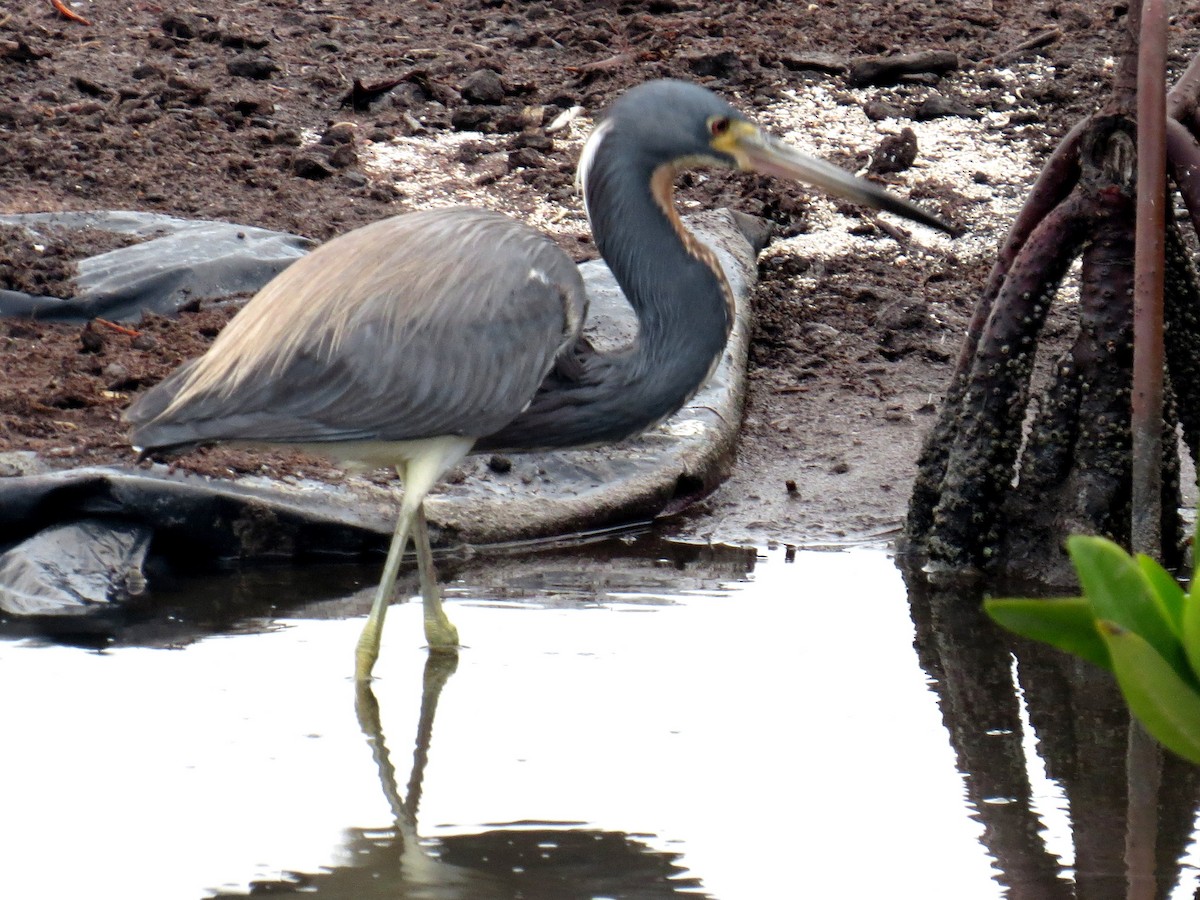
[729,125,958,236]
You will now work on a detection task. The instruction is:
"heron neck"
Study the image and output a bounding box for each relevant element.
[479,155,733,452]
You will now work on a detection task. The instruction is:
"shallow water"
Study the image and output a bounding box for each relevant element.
[2,536,1200,898]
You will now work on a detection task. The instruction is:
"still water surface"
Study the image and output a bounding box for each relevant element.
[2,538,1200,898]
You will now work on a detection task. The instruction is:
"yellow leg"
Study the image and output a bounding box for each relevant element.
[353,437,473,679]
[413,506,459,652]
[355,502,415,681]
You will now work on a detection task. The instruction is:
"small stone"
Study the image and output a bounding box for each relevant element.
[232,96,274,117]
[79,323,104,354]
[328,144,357,168]
[471,153,509,185]
[507,147,546,171]
[461,68,506,105]
[451,106,492,131]
[913,93,978,121]
[131,63,163,80]
[779,52,847,74]
[685,50,742,79]
[319,122,357,145]
[219,29,271,50]
[227,55,279,80]
[510,129,553,151]
[868,127,918,175]
[161,12,203,41]
[292,154,335,180]
[863,99,904,121]
[73,76,111,99]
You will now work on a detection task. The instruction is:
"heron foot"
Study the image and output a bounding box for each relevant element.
[424,613,460,652]
[355,628,383,681]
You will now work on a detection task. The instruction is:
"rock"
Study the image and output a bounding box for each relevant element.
[471,152,510,185]
[451,106,492,131]
[0,38,48,64]
[78,322,104,353]
[292,153,335,180]
[913,93,979,120]
[131,63,163,80]
[319,122,356,145]
[160,12,204,41]
[507,147,546,171]
[227,55,279,80]
[511,129,553,151]
[72,77,111,99]
[685,50,742,79]
[779,52,848,74]
[869,127,918,175]
[327,144,357,169]
[461,69,506,105]
[231,96,274,117]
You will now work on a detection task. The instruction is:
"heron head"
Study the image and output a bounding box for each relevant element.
[585,79,956,236]
[591,79,751,171]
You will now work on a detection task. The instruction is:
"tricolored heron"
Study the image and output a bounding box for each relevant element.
[126,79,952,680]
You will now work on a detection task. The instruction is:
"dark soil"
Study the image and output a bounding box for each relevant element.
[0,0,1191,545]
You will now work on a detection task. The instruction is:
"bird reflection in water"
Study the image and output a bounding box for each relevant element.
[211,656,707,898]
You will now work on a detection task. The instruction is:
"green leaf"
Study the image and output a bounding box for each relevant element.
[1067,535,1191,683]
[1182,589,1200,685]
[1098,620,1200,764]
[1137,553,1186,637]
[984,596,1111,671]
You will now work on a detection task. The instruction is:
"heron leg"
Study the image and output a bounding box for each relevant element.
[356,503,416,681]
[413,505,459,652]
[354,437,472,679]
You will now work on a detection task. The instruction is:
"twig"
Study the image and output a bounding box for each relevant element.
[94,318,141,337]
[865,212,912,245]
[989,28,1062,65]
[49,0,91,26]
[565,52,635,75]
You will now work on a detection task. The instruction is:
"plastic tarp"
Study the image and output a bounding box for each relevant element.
[0,210,314,321]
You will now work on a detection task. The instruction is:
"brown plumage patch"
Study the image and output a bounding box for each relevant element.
[649,165,735,339]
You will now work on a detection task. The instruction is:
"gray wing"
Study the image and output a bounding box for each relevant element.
[127,208,587,450]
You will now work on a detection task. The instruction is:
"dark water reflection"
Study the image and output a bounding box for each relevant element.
[0,528,755,650]
[903,566,1200,900]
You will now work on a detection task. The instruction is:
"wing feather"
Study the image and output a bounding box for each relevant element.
[127,209,587,450]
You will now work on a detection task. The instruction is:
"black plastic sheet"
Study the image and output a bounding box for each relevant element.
[0,210,313,321]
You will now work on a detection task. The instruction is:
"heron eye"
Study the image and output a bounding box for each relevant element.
[709,116,731,137]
